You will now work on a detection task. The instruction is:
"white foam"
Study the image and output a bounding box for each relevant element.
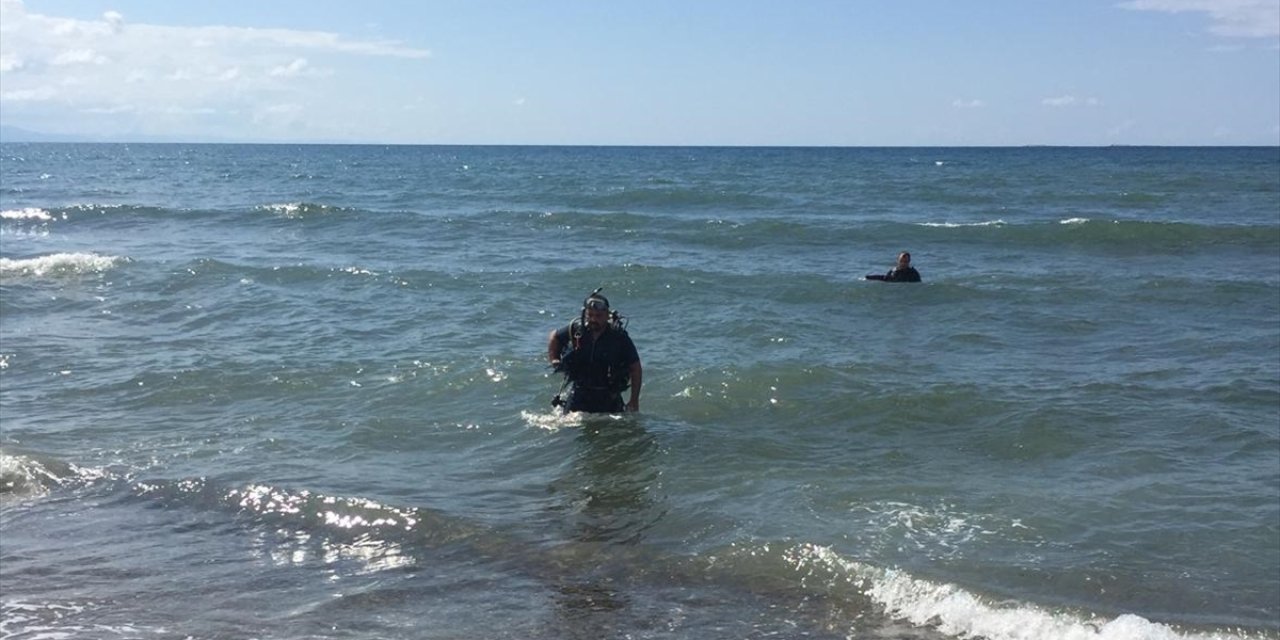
[0,252,124,276]
[0,599,160,639]
[521,409,585,431]
[258,202,334,218]
[849,500,1016,559]
[0,453,47,500]
[1060,218,1091,225]
[261,202,305,217]
[0,207,54,221]
[793,544,1253,640]
[917,220,1006,228]
[0,450,71,500]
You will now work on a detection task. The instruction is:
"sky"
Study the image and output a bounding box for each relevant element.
[0,0,1278,146]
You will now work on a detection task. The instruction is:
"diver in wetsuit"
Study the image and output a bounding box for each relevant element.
[866,251,922,283]
[547,290,643,413]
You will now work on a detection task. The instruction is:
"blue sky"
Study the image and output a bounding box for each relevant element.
[1,0,1277,145]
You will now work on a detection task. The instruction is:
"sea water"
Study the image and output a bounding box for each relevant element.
[1,143,1277,639]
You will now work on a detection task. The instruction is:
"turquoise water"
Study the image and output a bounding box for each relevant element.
[1,144,1278,639]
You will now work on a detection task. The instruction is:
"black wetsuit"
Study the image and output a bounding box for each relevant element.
[866,266,922,283]
[554,321,640,413]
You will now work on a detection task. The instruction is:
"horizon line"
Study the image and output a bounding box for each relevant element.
[2,139,1278,149]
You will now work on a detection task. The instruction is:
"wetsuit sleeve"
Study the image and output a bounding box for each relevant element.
[865,274,887,281]
[549,324,572,362]
[620,332,642,411]
[619,332,640,366]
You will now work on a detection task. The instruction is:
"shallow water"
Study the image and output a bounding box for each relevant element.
[2,144,1278,639]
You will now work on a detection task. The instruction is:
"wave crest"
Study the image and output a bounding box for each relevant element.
[790,544,1252,640]
[917,220,1007,228]
[0,252,125,277]
[1,207,56,221]
[0,449,108,502]
[256,202,344,218]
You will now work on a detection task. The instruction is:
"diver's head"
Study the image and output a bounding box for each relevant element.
[583,293,610,332]
[897,252,912,268]
[583,293,610,313]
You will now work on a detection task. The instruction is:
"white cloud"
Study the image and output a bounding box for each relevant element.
[158,106,218,116]
[1118,0,1280,38]
[951,98,985,109]
[51,49,108,66]
[1,86,56,101]
[181,24,431,59]
[266,58,330,79]
[81,103,221,117]
[103,11,124,34]
[256,103,303,121]
[263,103,300,113]
[269,58,309,77]
[0,54,23,72]
[0,0,429,136]
[1042,95,1102,107]
[82,104,135,114]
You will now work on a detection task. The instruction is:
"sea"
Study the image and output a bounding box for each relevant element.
[1,143,1277,640]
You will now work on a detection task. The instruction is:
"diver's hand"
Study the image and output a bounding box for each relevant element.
[626,398,639,413]
[550,359,564,373]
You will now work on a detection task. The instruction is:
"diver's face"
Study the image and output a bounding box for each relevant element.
[584,307,609,331]
[897,253,911,268]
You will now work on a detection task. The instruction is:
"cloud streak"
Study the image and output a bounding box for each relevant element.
[1042,95,1101,107]
[1118,0,1280,38]
[270,58,310,78]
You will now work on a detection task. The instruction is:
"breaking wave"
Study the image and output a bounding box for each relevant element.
[0,252,126,277]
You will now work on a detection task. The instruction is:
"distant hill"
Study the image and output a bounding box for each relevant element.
[0,125,86,143]
[0,126,197,143]
[0,126,355,145]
